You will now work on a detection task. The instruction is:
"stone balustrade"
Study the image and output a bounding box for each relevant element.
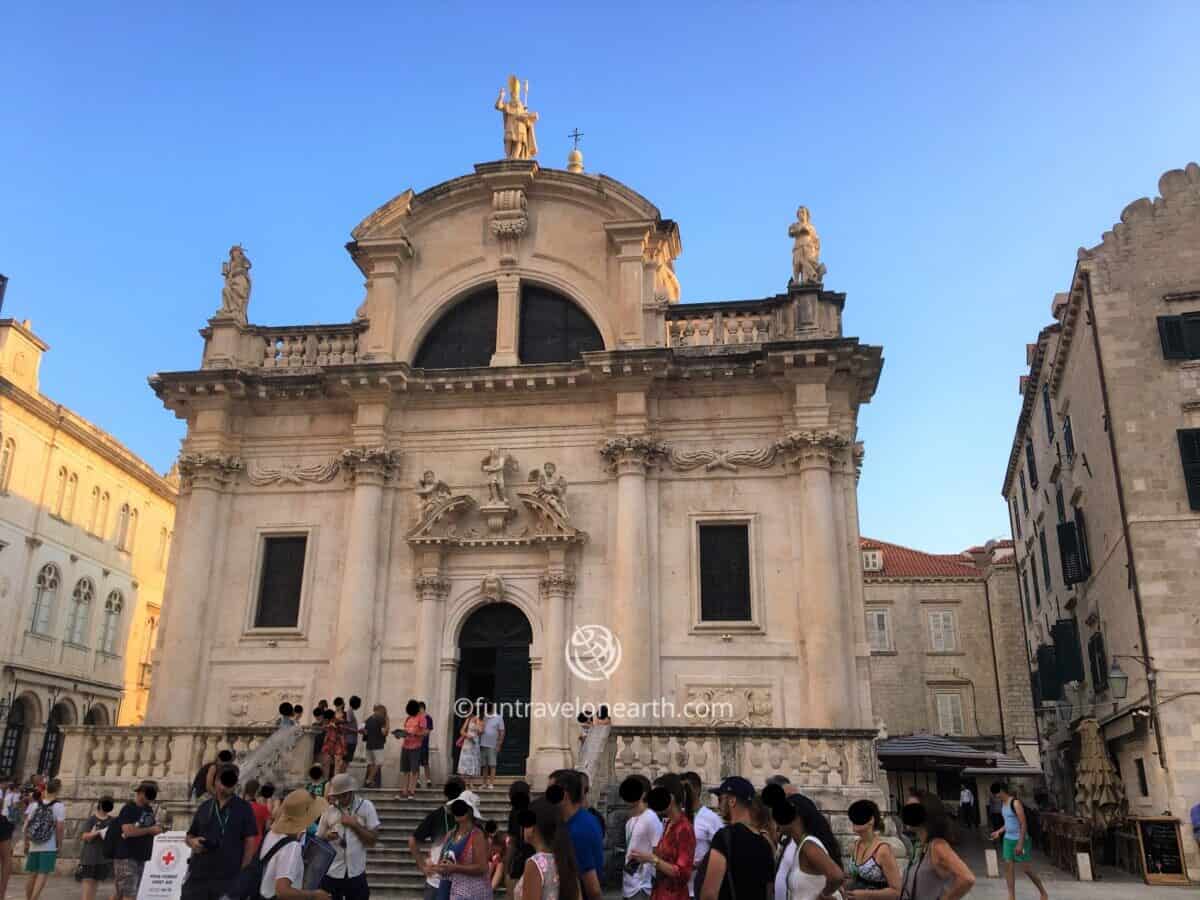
[255,324,365,369]
[57,725,312,801]
[607,726,882,791]
[664,288,842,349]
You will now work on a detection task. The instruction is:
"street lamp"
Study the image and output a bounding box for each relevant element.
[1107,660,1129,700]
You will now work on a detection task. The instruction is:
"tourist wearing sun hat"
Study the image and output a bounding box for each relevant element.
[316,774,380,900]
[430,790,489,898]
[258,790,330,900]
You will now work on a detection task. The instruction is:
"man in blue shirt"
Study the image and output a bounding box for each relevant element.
[551,770,603,900]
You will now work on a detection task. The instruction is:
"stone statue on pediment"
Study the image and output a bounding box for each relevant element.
[495,75,539,160]
[788,207,826,285]
[481,448,516,504]
[530,461,568,521]
[416,469,452,515]
[219,244,252,322]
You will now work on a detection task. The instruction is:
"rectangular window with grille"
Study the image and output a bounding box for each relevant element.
[928,610,958,652]
[935,692,966,736]
[254,535,307,628]
[866,608,892,652]
[1178,429,1200,510]
[698,523,752,622]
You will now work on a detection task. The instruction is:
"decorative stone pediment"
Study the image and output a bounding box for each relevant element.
[407,457,585,548]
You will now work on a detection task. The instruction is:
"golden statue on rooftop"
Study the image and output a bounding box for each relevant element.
[495,74,539,160]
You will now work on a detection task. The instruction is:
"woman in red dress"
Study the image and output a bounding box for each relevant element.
[629,773,695,900]
[320,707,347,775]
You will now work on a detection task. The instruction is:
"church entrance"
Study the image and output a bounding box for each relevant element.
[454,602,532,776]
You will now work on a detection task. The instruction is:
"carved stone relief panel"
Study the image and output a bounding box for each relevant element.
[227,685,306,726]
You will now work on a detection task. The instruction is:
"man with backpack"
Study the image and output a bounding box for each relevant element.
[112,781,164,900]
[182,764,260,900]
[22,777,65,900]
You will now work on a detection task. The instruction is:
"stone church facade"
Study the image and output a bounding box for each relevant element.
[145,155,884,784]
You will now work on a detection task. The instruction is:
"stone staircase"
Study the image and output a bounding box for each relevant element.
[363,782,517,897]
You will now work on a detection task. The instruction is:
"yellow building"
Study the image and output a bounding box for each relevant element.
[0,317,176,780]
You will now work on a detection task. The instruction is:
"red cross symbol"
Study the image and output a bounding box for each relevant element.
[162,851,176,866]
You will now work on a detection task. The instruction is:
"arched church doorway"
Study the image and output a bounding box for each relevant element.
[454,602,532,776]
[38,701,74,776]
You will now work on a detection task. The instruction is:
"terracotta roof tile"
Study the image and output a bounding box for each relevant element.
[860,537,982,579]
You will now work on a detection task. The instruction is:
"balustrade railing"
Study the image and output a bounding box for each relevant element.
[255,324,365,369]
[58,725,310,799]
[604,726,882,796]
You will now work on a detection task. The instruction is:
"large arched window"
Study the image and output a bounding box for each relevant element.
[66,577,94,646]
[31,563,60,635]
[414,285,498,369]
[518,285,604,364]
[100,591,123,655]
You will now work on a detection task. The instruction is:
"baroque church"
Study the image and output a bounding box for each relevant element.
[145,81,885,785]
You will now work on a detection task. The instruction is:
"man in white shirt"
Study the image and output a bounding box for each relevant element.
[682,772,722,898]
[479,704,506,790]
[620,777,662,900]
[259,789,330,900]
[316,774,380,900]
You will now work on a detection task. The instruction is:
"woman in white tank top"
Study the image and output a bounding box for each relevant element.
[770,795,845,900]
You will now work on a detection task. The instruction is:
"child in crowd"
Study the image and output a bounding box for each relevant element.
[485,819,507,890]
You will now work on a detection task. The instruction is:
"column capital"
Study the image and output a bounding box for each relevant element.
[539,569,577,598]
[340,446,402,485]
[177,452,243,492]
[415,573,451,600]
[600,434,668,476]
[779,430,850,472]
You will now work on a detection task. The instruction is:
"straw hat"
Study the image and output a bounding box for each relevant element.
[273,789,327,834]
[326,773,357,797]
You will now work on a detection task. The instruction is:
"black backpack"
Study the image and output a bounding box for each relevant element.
[231,837,296,900]
[191,763,214,799]
[101,813,124,859]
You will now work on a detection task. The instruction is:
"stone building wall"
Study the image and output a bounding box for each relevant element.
[1003,163,1200,878]
[0,317,176,781]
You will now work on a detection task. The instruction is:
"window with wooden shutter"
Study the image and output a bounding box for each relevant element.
[928,610,957,652]
[698,523,752,622]
[1042,385,1054,439]
[1088,632,1109,692]
[1158,315,1200,359]
[1177,429,1200,510]
[1057,521,1087,585]
[1036,644,1062,701]
[1039,529,1052,590]
[866,608,892,652]
[1031,562,1042,608]
[935,692,965,736]
[1063,415,1076,461]
[1026,439,1039,489]
[1019,471,1030,514]
[1052,618,1085,684]
[1055,486,1066,523]
[1074,507,1091,576]
[1011,498,1022,539]
[254,535,307,628]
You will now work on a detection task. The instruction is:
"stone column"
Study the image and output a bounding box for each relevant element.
[145,453,242,725]
[413,569,450,709]
[330,447,400,700]
[600,436,664,723]
[604,222,653,348]
[786,431,854,727]
[532,559,575,777]
[491,273,521,366]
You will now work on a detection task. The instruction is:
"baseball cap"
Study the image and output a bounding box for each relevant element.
[710,776,756,802]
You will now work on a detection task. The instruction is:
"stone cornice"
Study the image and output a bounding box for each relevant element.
[0,379,177,502]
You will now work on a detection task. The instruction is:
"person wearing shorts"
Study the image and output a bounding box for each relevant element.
[397,700,427,800]
[479,704,505,790]
[989,781,1047,900]
[113,782,163,900]
[23,777,66,900]
[418,702,433,789]
[363,704,389,789]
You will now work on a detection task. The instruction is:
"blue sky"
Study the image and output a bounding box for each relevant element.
[3,3,1198,553]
